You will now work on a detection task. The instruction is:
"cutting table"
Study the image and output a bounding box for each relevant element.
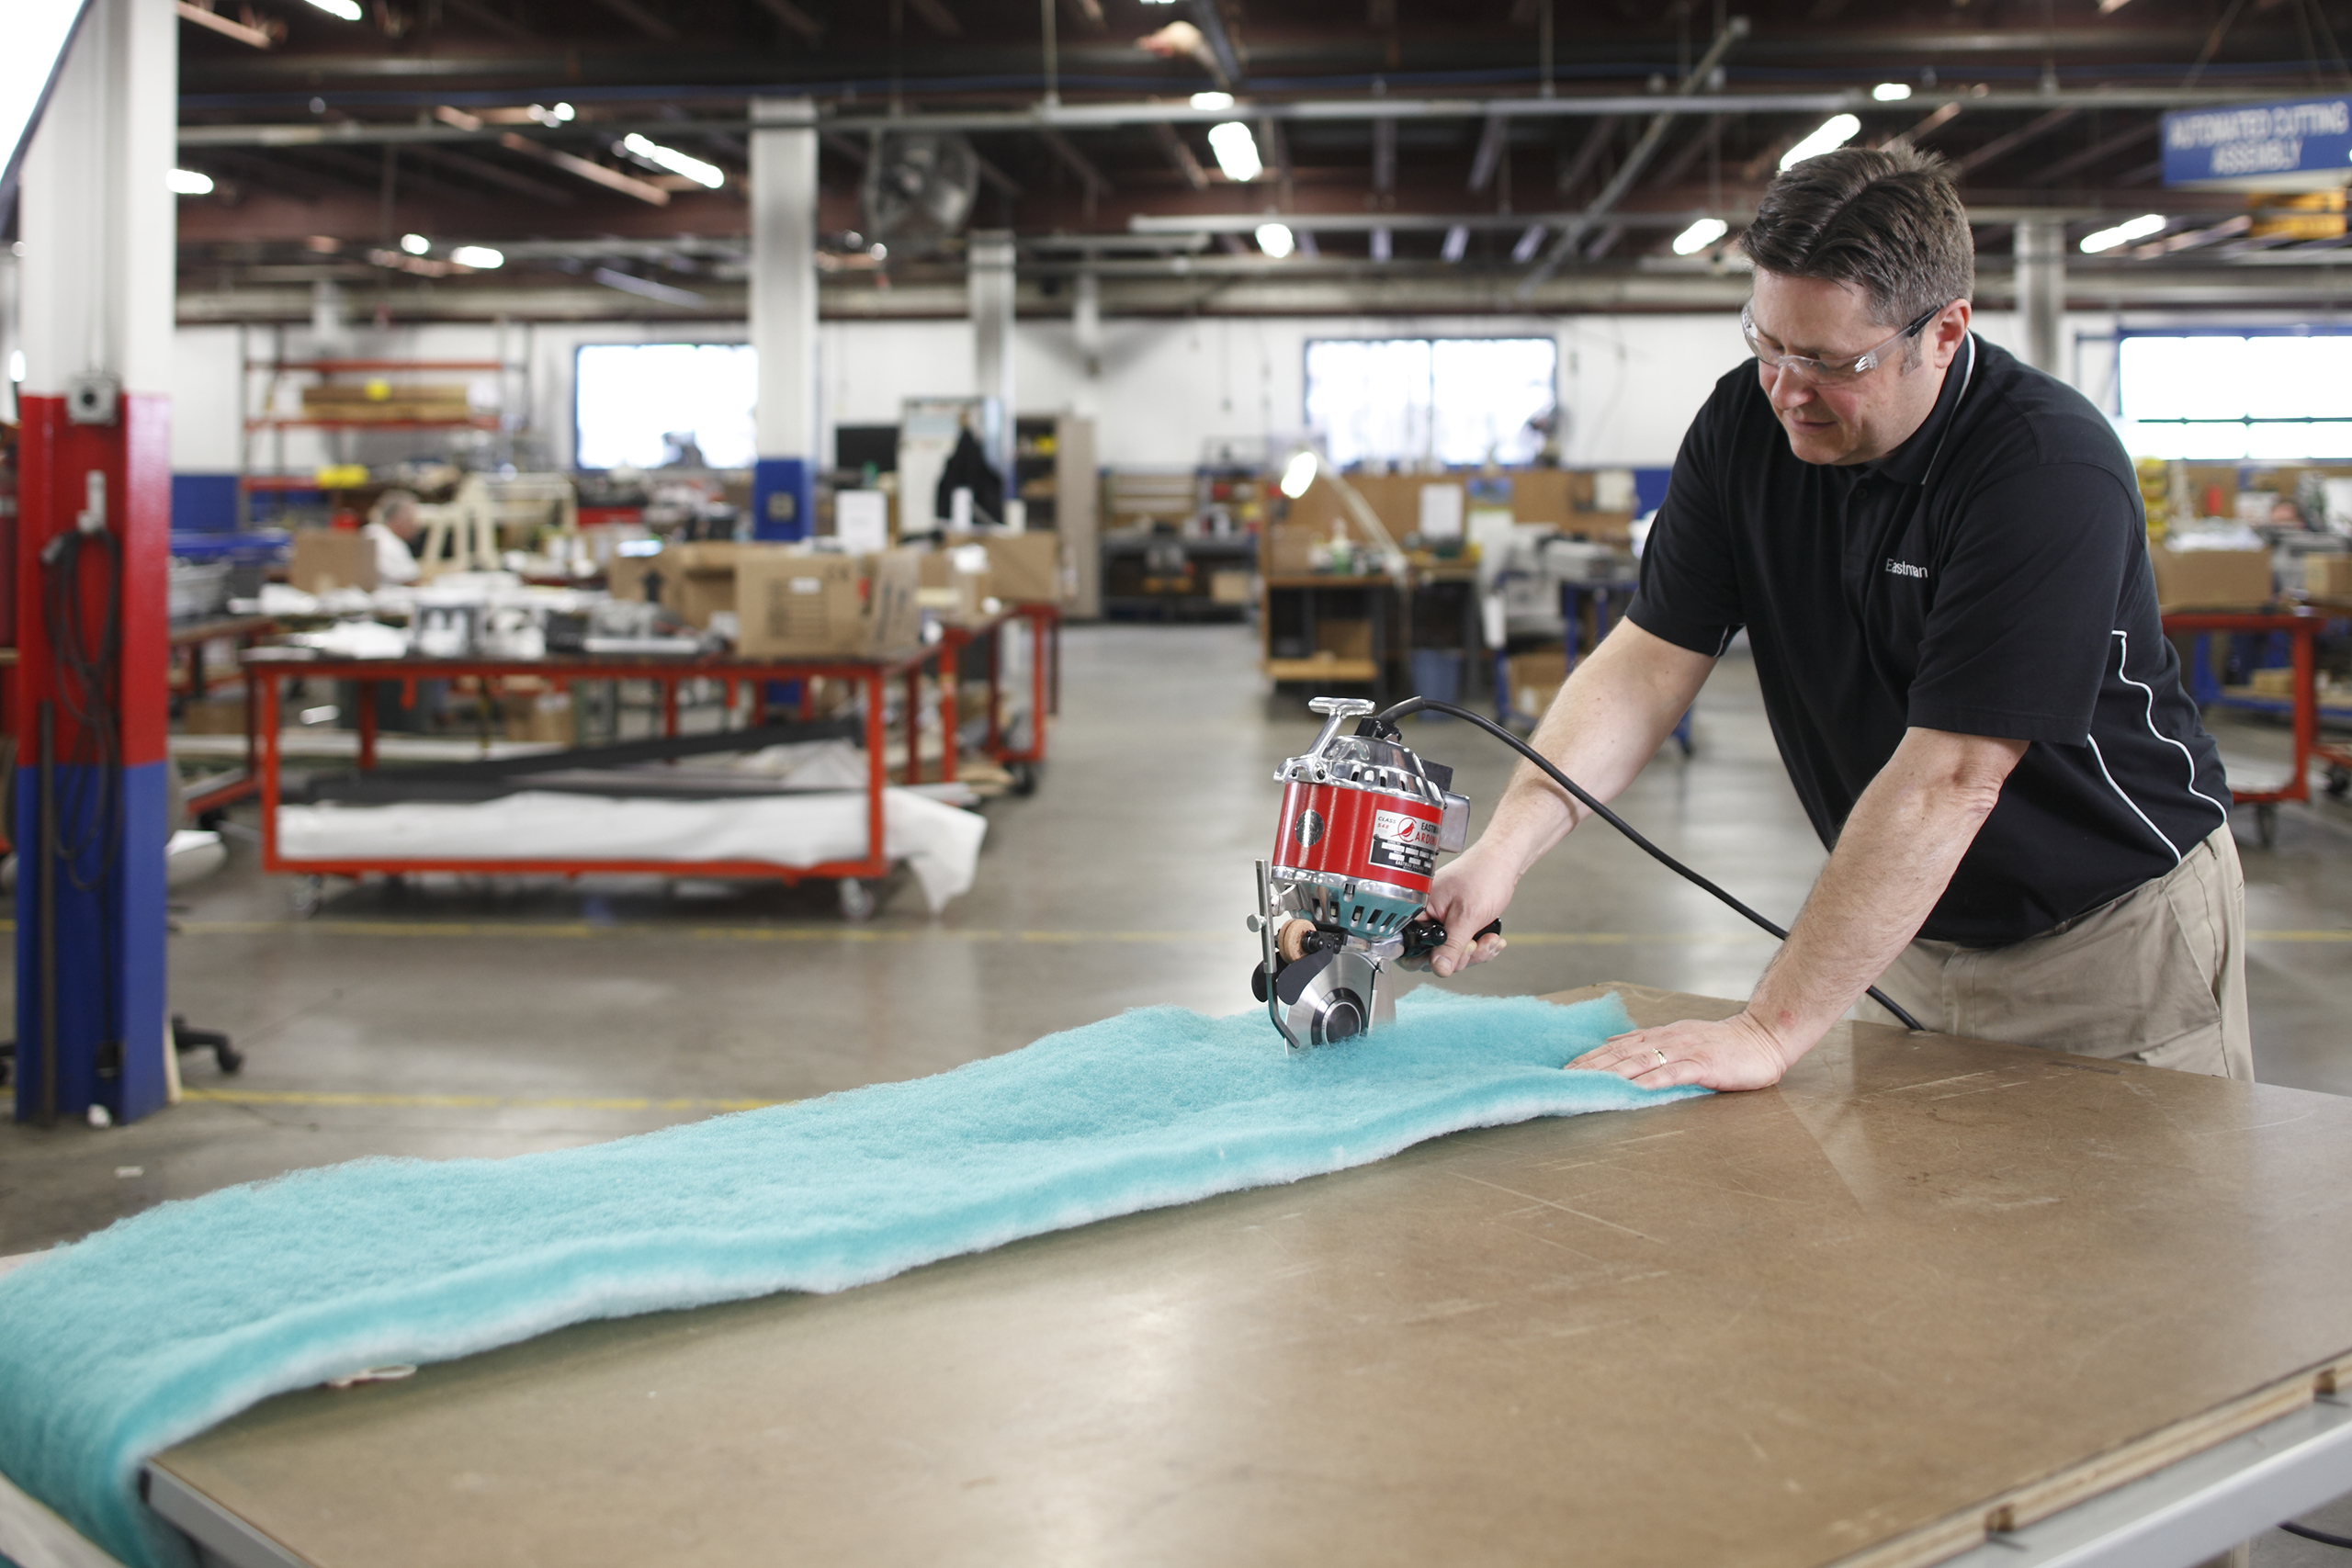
[115,985,2352,1568]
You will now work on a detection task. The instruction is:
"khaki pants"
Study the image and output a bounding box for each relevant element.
[1869,825,2253,1082]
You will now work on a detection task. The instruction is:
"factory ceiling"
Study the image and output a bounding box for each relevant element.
[158,0,2352,318]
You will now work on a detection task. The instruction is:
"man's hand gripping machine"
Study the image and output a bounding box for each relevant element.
[1250,697,1500,1051]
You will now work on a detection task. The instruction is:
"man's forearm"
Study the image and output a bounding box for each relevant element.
[1481,622,1715,874]
[1743,728,2025,1059]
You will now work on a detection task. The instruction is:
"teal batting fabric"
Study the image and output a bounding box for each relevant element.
[0,989,1695,1567]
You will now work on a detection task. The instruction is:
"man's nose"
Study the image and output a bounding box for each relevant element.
[1763,360,1815,412]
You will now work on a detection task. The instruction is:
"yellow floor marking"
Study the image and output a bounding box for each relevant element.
[180,1088,787,1112]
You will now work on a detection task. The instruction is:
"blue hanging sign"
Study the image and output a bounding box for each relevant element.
[2164,96,2352,189]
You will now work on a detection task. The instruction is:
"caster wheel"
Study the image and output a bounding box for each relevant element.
[2328,766,2350,800]
[837,878,876,922]
[1009,761,1038,797]
[288,875,326,918]
[2256,802,2278,850]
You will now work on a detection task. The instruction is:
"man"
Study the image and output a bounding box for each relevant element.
[1421,144,2249,1091]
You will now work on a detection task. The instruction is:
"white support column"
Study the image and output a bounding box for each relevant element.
[750,97,819,540]
[18,0,175,401]
[1072,267,1102,417]
[968,230,1016,507]
[2013,216,2065,380]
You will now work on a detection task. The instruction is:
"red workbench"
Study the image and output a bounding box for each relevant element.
[243,643,955,917]
[2162,608,2327,847]
[935,601,1060,795]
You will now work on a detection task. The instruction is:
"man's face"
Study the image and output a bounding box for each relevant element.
[1747,271,1970,467]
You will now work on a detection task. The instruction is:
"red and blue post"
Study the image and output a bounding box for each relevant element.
[13,389,171,1125]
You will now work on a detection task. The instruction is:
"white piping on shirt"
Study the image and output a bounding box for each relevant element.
[2110,629,2233,826]
[2085,732,2183,865]
[1917,334,1979,490]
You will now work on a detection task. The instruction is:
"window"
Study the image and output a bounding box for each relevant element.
[2113,333,2352,461]
[574,343,757,469]
[1304,337,1557,468]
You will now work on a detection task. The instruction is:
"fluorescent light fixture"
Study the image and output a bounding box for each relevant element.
[1190,92,1233,109]
[1441,224,1468,263]
[1206,120,1261,182]
[1511,223,1547,263]
[450,244,504,268]
[529,102,575,125]
[7,349,23,383]
[1780,113,1861,171]
[1255,221,1295,258]
[1871,83,1912,102]
[399,232,430,254]
[1671,217,1728,256]
[2080,213,2165,254]
[1280,450,1318,499]
[304,0,363,19]
[620,132,725,190]
[166,167,214,196]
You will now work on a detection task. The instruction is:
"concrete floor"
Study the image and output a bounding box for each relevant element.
[6,620,2352,1561]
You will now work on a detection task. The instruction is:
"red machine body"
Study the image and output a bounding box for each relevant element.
[1270,780,1442,902]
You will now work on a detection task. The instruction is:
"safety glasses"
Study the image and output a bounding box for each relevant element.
[1742,299,1948,386]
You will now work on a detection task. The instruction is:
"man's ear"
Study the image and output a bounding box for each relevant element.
[1928,300,1973,369]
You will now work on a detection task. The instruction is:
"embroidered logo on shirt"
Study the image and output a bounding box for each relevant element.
[1884,558,1929,580]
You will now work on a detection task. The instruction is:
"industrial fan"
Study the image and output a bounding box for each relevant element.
[859,130,980,250]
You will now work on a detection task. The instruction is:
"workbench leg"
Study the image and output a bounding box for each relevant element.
[662,679,680,739]
[904,669,922,785]
[259,673,283,871]
[939,652,959,784]
[986,629,1003,755]
[865,671,888,874]
[2293,626,2316,803]
[356,681,378,773]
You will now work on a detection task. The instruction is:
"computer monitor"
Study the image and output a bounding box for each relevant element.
[835,424,899,473]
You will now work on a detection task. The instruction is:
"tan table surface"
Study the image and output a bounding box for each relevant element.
[153,985,2352,1568]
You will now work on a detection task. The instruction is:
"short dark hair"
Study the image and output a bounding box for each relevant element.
[1738,144,1974,337]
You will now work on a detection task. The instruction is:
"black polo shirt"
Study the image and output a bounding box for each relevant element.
[1628,333,2231,947]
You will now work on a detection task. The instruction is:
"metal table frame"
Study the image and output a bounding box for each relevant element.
[2161,609,2324,846]
[246,646,949,909]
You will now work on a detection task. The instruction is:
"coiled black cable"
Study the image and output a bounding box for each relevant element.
[43,525,125,894]
[1372,695,1927,1034]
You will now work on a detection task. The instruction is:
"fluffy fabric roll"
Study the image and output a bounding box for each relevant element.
[0,988,1691,1568]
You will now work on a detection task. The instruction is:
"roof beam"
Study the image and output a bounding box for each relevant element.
[495,130,670,204]
[906,0,962,36]
[1520,15,1749,294]
[2028,119,2158,186]
[1468,112,1507,193]
[583,0,676,42]
[437,0,536,40]
[1039,129,1111,202]
[1186,0,1243,87]
[750,0,825,44]
[1152,122,1209,190]
[1555,114,1621,195]
[175,3,273,50]
[412,146,574,206]
[1952,107,2079,178]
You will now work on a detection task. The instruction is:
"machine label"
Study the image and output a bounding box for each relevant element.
[1367,808,1438,877]
[1292,808,1325,848]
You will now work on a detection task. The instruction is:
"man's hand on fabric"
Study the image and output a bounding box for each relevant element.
[1405,840,1514,976]
[1567,1011,1794,1091]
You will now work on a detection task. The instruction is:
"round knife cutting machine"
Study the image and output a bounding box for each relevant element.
[1250,697,1497,1050]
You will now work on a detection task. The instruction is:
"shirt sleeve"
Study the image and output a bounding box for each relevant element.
[1624,399,1745,657]
[1905,462,2137,744]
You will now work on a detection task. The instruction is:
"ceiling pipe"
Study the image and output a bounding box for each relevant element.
[174,83,2272,149]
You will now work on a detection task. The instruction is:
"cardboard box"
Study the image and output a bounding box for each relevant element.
[605,549,667,608]
[665,542,747,629]
[1506,650,1567,719]
[502,689,575,745]
[1316,619,1374,661]
[2306,555,2352,599]
[289,528,379,594]
[735,548,923,658]
[2152,546,2273,611]
[180,694,247,736]
[1209,570,1256,606]
[958,532,1062,603]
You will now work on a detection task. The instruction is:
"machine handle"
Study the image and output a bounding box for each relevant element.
[1398,914,1502,961]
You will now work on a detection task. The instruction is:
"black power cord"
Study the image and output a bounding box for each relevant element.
[41,522,127,1088]
[2284,1521,2352,1550]
[1370,695,1928,1034]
